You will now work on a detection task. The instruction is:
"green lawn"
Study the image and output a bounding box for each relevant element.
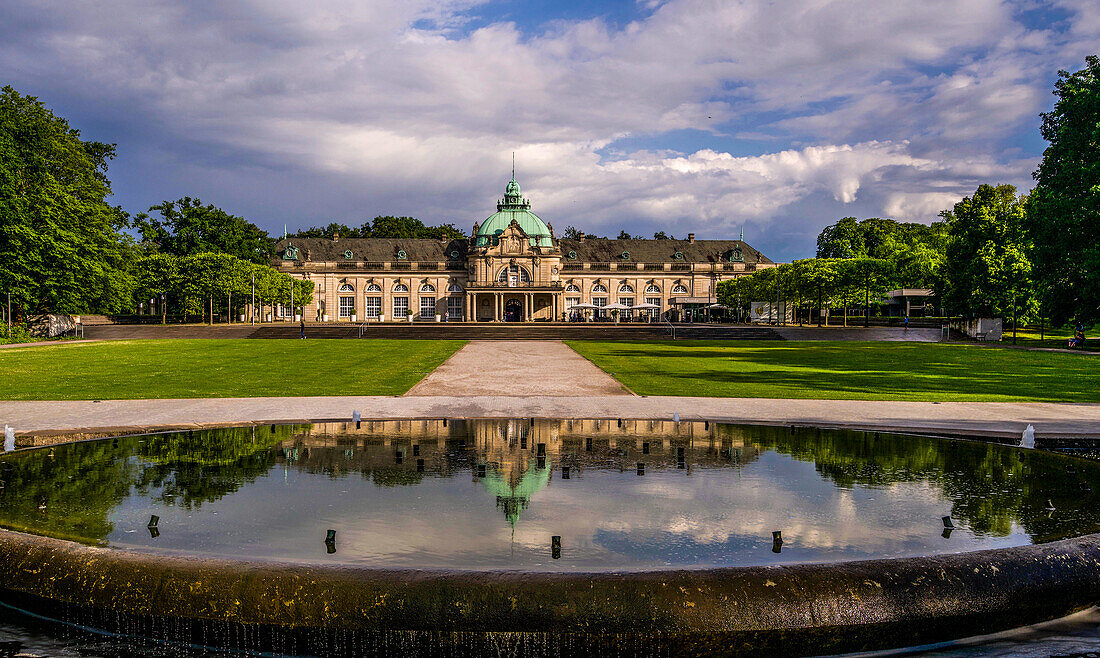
[0,339,465,400]
[565,340,1100,402]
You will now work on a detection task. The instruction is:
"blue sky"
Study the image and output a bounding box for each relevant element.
[2,0,1097,261]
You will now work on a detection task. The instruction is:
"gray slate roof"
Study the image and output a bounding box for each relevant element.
[274,238,468,263]
[272,237,771,265]
[557,239,772,264]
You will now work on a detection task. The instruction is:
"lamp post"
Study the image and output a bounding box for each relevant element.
[1012,288,1017,345]
[251,272,256,326]
[775,272,782,326]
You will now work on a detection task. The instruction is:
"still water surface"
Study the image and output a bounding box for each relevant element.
[1,420,1098,571]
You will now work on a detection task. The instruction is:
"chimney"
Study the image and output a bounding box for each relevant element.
[333,233,340,242]
[688,233,695,244]
[578,232,586,242]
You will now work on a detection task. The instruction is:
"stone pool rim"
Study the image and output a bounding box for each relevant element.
[1,526,1099,655]
[2,425,1100,654]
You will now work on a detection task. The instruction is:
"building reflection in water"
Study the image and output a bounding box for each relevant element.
[277,418,759,528]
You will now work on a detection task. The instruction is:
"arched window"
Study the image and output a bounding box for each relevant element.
[365,283,382,292]
[671,283,688,295]
[645,284,661,294]
[393,283,409,293]
[497,264,531,286]
[420,283,436,293]
[447,282,463,293]
[565,283,580,293]
[592,283,608,293]
[619,283,635,294]
[338,283,354,293]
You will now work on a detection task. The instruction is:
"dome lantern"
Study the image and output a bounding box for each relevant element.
[475,176,554,248]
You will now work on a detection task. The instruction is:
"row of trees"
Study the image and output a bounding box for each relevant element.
[132,253,312,323]
[0,86,445,327]
[718,257,896,326]
[719,182,1034,324]
[287,216,465,240]
[720,56,1099,326]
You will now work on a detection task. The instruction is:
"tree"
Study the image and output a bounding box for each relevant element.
[816,217,862,258]
[563,226,602,240]
[135,197,273,264]
[134,253,181,323]
[1027,55,1100,325]
[288,222,361,239]
[653,231,673,240]
[942,184,1034,318]
[363,216,431,239]
[0,86,135,316]
[846,258,894,326]
[291,217,467,240]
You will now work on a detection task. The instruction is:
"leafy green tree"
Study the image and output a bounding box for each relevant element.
[135,197,273,264]
[816,217,863,258]
[290,217,466,241]
[893,243,945,291]
[288,222,362,239]
[1027,55,1100,325]
[653,231,674,240]
[942,184,1034,318]
[817,216,950,262]
[0,86,134,315]
[134,253,181,322]
[365,216,466,239]
[562,226,603,240]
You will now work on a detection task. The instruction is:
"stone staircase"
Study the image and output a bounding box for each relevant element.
[249,323,783,341]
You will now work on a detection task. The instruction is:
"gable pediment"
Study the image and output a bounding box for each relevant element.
[487,220,534,256]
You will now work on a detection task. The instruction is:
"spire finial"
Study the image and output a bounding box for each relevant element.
[740,225,744,242]
[512,152,515,181]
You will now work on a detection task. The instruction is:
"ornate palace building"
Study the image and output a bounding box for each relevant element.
[272,177,774,322]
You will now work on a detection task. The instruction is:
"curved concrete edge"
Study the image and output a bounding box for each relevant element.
[2,529,1099,655]
[5,396,1100,441]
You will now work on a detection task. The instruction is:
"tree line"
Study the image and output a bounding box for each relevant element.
[719,56,1100,328]
[0,85,459,331]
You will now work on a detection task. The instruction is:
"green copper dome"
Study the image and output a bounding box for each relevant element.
[475,177,554,248]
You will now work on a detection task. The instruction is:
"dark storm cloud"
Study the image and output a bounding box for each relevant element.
[2,0,1096,259]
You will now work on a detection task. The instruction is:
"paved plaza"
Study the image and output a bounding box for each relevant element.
[405,340,630,396]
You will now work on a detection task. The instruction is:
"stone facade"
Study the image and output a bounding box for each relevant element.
[272,179,774,322]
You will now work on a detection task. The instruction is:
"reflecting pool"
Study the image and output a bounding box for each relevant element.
[1,420,1098,571]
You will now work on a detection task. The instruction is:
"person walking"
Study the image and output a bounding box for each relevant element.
[903,316,909,331]
[300,319,306,339]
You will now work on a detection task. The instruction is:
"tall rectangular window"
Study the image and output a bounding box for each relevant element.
[393,297,409,319]
[364,296,381,319]
[447,297,463,320]
[645,297,661,321]
[420,296,436,318]
[338,296,355,318]
[565,297,581,311]
[593,297,607,319]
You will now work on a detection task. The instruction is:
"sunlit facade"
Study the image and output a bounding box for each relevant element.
[273,178,774,322]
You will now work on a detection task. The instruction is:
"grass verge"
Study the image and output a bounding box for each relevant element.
[565,340,1099,402]
[0,339,465,400]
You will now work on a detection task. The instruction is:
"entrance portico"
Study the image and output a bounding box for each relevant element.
[468,289,561,322]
